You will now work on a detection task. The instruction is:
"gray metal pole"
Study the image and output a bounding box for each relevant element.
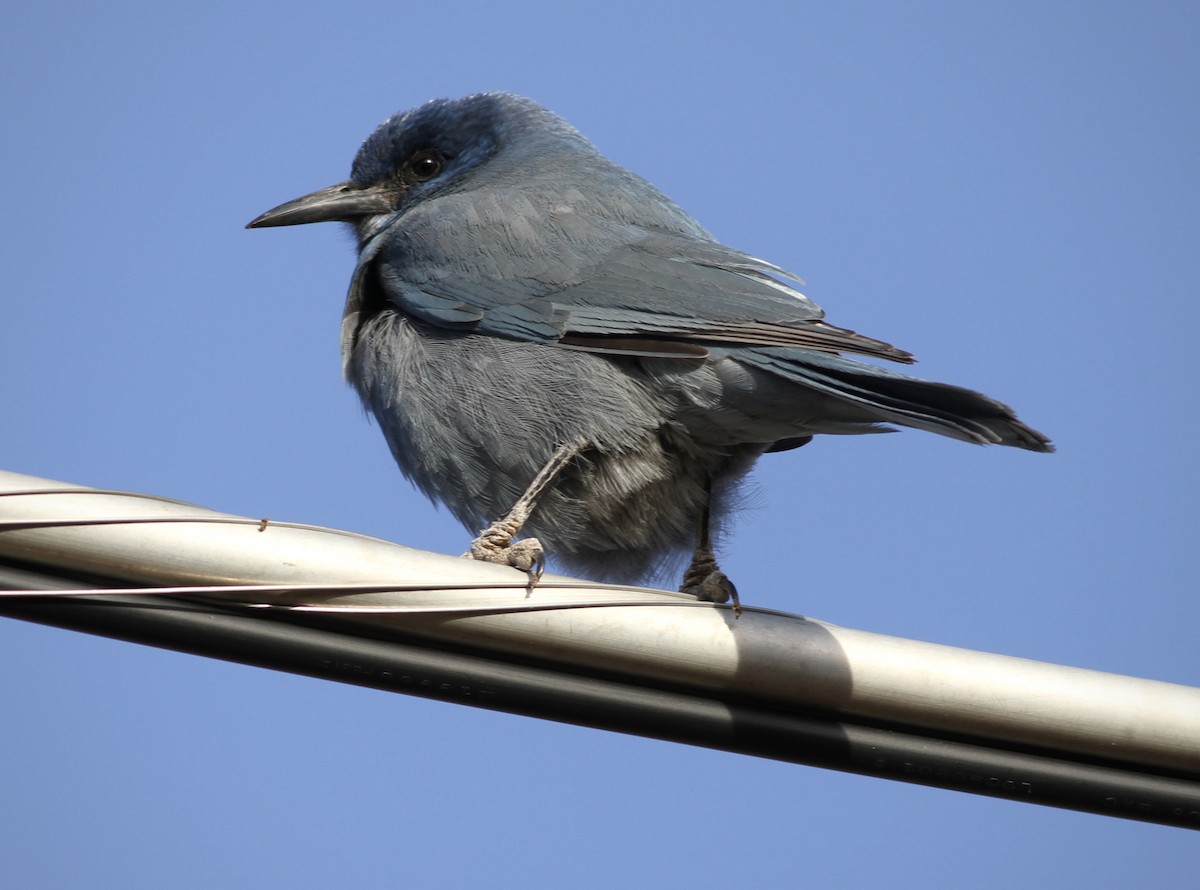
[2,469,1198,829]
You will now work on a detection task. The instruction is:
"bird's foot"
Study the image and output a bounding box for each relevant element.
[680,561,741,617]
[465,517,545,591]
[461,439,589,592]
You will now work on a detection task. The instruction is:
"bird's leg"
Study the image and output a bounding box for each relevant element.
[466,438,587,589]
[679,479,741,616]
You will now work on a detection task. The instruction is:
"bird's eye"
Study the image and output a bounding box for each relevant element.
[407,150,444,182]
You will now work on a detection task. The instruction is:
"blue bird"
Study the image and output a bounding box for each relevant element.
[248,92,1052,610]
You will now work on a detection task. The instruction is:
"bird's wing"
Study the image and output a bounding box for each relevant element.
[364,208,913,363]
[548,235,914,363]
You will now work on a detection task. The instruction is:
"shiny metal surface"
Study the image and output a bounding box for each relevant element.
[2,468,1198,779]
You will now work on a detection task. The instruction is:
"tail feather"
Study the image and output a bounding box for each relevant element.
[747,350,1055,453]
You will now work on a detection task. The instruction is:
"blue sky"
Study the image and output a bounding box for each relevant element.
[2,2,1197,886]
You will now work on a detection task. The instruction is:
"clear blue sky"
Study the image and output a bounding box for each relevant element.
[3,2,1197,886]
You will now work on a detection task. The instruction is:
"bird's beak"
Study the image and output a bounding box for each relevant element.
[246,181,396,228]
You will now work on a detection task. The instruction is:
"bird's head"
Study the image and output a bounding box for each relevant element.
[246,92,590,241]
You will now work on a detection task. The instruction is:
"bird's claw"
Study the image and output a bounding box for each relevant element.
[466,529,546,592]
[681,566,742,617]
